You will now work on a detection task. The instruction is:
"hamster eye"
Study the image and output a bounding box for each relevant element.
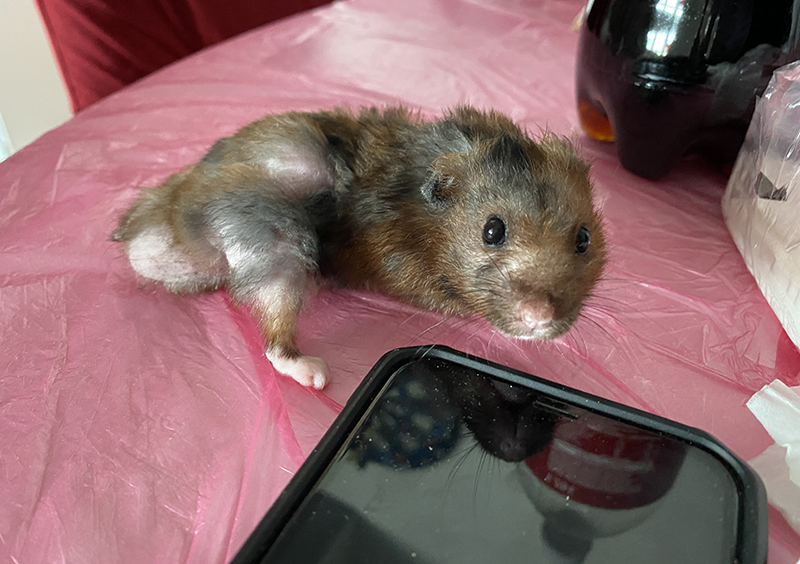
[483,216,507,247]
[575,226,591,254]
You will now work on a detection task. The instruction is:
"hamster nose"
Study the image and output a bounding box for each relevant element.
[519,302,554,330]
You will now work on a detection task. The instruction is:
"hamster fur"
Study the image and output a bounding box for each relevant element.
[113,106,607,389]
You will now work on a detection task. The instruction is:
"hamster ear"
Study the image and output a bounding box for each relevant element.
[421,172,456,208]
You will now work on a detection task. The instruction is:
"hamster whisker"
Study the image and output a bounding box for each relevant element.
[482,329,501,359]
[447,439,480,484]
[592,272,632,282]
[416,343,439,360]
[410,315,459,341]
[585,292,634,315]
[440,440,480,514]
[562,324,589,357]
[451,327,479,354]
[458,286,506,301]
[581,289,641,335]
[581,304,634,336]
[482,249,513,286]
[397,308,431,329]
[422,316,480,347]
[558,333,598,383]
[470,450,504,510]
[582,300,618,316]
[473,450,491,507]
[575,310,617,345]
[587,275,641,310]
[462,318,500,346]
[554,336,579,368]
[457,288,509,318]
[506,333,535,357]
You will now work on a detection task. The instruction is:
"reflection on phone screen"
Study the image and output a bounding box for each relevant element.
[264,357,739,564]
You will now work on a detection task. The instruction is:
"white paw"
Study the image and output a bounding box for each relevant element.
[266,352,330,389]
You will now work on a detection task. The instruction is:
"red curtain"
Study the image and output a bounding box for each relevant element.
[35,0,332,112]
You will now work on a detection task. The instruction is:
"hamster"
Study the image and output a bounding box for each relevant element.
[113,106,607,389]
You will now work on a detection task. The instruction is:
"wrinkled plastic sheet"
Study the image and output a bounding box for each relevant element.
[1,0,799,562]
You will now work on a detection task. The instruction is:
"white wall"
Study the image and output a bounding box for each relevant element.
[0,0,73,160]
[0,111,13,161]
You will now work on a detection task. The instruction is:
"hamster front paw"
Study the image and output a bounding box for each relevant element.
[266,350,330,389]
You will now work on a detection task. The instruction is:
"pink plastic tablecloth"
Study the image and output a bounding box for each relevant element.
[2,0,799,562]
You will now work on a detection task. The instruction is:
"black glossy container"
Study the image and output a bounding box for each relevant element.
[576,0,800,179]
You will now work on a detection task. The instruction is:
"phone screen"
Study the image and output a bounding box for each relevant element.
[261,356,746,564]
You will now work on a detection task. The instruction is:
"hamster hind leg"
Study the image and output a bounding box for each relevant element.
[209,190,330,389]
[125,224,225,294]
[115,169,226,294]
[255,273,330,390]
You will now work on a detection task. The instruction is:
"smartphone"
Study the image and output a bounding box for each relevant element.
[231,345,767,564]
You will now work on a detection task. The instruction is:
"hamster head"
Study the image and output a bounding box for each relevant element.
[421,130,607,340]
[461,378,558,462]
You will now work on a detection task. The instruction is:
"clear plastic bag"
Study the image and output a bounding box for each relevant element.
[723,61,800,350]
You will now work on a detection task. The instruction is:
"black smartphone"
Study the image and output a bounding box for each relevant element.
[231,345,767,564]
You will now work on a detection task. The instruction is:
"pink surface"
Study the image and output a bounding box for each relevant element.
[2,0,799,562]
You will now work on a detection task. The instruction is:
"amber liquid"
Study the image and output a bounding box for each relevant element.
[578,99,614,143]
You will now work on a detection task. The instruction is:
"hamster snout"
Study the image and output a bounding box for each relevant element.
[113,106,607,388]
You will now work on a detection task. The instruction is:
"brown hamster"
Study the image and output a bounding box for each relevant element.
[113,106,607,389]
